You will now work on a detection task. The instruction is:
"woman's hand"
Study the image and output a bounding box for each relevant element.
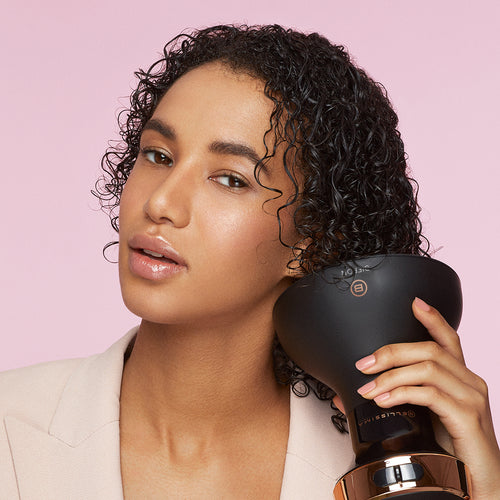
[333,297,500,498]
[337,296,500,499]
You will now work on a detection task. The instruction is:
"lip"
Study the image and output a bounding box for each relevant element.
[128,233,187,281]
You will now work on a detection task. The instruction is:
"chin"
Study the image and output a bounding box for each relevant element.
[121,291,175,324]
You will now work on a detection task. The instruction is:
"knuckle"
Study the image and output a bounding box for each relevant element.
[394,385,410,401]
[401,386,412,399]
[424,385,440,400]
[376,371,391,387]
[424,341,441,358]
[421,360,437,377]
[376,344,394,363]
[476,376,489,397]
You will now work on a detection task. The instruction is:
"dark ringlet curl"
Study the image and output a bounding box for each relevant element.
[93,24,430,432]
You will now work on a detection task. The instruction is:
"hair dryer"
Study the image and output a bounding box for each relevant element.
[273,254,470,499]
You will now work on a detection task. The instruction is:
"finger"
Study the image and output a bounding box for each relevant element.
[368,384,486,443]
[412,296,465,362]
[356,360,485,407]
[369,383,500,498]
[355,342,487,396]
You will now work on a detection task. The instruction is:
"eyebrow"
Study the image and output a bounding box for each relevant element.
[142,119,176,140]
[143,118,269,176]
[209,141,268,175]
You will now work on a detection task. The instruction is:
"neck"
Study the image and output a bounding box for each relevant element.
[120,313,289,443]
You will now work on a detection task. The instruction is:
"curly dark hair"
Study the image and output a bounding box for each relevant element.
[94,24,429,432]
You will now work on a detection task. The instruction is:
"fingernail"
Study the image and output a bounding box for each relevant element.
[414,296,431,312]
[355,355,376,371]
[374,392,391,403]
[357,380,376,395]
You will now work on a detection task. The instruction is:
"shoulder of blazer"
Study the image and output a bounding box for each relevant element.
[0,357,85,500]
[0,357,84,426]
[0,328,138,433]
[0,327,138,500]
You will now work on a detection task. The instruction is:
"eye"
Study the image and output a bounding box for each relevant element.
[141,148,173,167]
[211,173,249,189]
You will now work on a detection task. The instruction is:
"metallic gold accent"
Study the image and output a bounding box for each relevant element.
[350,279,368,297]
[333,453,470,499]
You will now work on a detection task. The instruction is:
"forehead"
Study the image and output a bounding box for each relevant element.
[152,62,272,145]
[170,61,266,99]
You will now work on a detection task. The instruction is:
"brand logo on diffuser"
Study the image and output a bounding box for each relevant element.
[350,279,368,297]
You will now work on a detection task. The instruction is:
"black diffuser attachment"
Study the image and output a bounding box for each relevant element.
[273,254,470,499]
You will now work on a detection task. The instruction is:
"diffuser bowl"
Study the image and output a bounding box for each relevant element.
[273,254,462,414]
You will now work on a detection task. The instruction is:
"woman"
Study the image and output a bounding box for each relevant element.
[1,24,499,499]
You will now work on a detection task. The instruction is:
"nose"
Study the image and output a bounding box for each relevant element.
[143,164,193,228]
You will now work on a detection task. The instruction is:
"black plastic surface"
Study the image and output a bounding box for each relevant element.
[273,254,462,414]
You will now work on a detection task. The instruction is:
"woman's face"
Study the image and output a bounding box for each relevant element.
[118,62,299,326]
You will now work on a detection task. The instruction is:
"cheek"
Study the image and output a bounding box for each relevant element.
[119,172,143,219]
[118,182,133,233]
[118,174,146,267]
[198,203,293,275]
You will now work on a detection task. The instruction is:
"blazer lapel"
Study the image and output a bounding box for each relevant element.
[4,329,138,500]
[5,416,122,499]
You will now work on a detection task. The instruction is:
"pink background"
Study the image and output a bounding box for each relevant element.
[2,1,499,431]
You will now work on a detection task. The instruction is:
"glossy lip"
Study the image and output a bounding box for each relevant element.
[128,233,187,281]
[129,233,187,267]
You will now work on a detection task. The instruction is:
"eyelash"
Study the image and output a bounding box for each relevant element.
[140,147,173,166]
[140,147,249,190]
[210,172,249,190]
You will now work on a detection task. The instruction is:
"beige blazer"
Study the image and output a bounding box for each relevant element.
[0,328,354,500]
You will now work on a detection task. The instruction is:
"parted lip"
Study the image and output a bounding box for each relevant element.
[128,233,187,267]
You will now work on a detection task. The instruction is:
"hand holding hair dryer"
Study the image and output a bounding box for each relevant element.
[273,254,470,499]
